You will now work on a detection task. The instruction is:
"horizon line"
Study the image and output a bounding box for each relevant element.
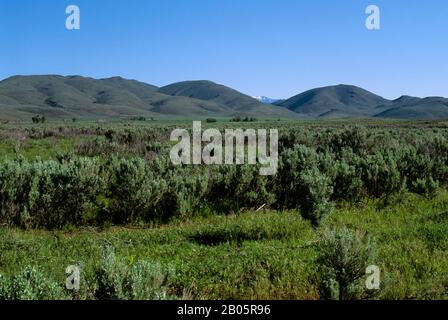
[1,73,446,101]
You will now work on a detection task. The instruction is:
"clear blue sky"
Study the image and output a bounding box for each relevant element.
[1,0,447,99]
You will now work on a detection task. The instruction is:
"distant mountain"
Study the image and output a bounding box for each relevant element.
[0,75,162,120]
[375,96,448,120]
[275,84,448,119]
[253,96,281,104]
[158,80,297,118]
[0,76,297,120]
[0,76,447,120]
[276,84,391,118]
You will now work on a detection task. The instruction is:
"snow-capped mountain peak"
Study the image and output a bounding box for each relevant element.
[253,96,280,104]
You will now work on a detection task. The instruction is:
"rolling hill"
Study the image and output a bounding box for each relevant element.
[374,96,448,120]
[0,76,298,120]
[275,84,448,119]
[0,76,447,120]
[275,84,391,118]
[158,80,296,118]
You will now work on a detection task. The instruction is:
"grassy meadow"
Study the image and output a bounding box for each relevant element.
[0,119,447,300]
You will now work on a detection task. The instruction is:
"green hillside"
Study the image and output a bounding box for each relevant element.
[276,84,448,119]
[0,76,297,120]
[159,80,300,117]
[1,76,447,120]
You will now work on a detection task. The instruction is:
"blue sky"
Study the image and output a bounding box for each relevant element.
[0,0,447,99]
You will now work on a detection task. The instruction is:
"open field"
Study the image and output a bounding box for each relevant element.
[0,119,447,299]
[1,192,447,300]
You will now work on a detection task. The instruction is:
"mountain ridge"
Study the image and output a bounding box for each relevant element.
[0,75,298,120]
[276,84,448,119]
[0,75,447,120]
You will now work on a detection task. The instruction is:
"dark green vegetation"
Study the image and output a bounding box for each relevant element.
[0,119,447,299]
[1,76,448,121]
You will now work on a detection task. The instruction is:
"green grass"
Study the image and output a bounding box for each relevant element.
[0,137,77,160]
[0,119,447,299]
[1,191,447,300]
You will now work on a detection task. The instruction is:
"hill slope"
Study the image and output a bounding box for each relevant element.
[275,84,448,119]
[159,80,297,117]
[1,76,447,120]
[374,96,448,120]
[276,84,391,118]
[0,76,296,120]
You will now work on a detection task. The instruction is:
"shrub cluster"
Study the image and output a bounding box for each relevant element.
[276,126,448,225]
[0,157,104,228]
[317,228,377,300]
[0,156,208,228]
[0,266,65,300]
[1,125,447,228]
[0,248,176,300]
[94,247,175,300]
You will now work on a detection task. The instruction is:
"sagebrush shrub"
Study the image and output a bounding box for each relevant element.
[329,160,363,202]
[29,157,105,228]
[393,145,433,187]
[106,157,167,223]
[329,126,370,156]
[275,145,334,225]
[360,151,405,199]
[0,266,65,300]
[161,168,209,219]
[94,247,175,300]
[297,167,334,227]
[210,164,275,213]
[0,157,35,226]
[0,157,105,228]
[425,135,448,184]
[317,228,377,300]
[1,122,447,230]
[125,260,175,300]
[276,144,319,208]
[411,177,439,198]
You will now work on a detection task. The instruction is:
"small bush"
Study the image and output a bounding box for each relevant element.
[106,157,167,224]
[276,144,319,208]
[329,126,370,156]
[27,157,106,228]
[146,142,162,153]
[361,151,405,199]
[0,158,36,226]
[94,248,175,300]
[411,177,439,198]
[31,115,46,124]
[317,228,377,300]
[0,266,65,300]
[161,168,209,219]
[0,157,105,228]
[297,168,334,227]
[210,165,275,213]
[329,160,363,202]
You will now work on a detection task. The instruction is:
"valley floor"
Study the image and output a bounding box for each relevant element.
[1,191,447,300]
